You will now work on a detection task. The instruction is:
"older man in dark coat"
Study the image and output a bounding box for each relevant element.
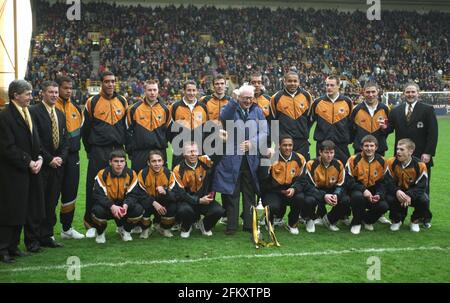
[211,84,268,234]
[0,80,45,263]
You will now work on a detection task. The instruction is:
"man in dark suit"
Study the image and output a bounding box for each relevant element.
[0,80,45,263]
[387,82,438,228]
[30,81,69,248]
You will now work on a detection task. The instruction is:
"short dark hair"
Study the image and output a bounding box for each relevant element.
[284,71,299,79]
[148,150,164,161]
[213,74,226,84]
[326,75,341,86]
[279,134,294,144]
[8,80,32,101]
[41,81,59,92]
[249,72,263,80]
[361,135,378,146]
[363,81,379,90]
[56,76,73,87]
[109,149,127,161]
[319,140,335,152]
[183,80,197,90]
[144,79,159,89]
[100,71,115,82]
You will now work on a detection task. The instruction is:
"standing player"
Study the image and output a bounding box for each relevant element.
[82,71,128,238]
[200,74,231,125]
[126,80,170,171]
[55,77,85,240]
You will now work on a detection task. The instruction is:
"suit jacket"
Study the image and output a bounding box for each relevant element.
[0,104,45,225]
[388,101,438,165]
[30,102,69,167]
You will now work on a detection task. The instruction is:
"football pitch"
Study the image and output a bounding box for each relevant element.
[1,118,449,283]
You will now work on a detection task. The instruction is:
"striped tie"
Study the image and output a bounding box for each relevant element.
[406,103,413,123]
[51,109,59,149]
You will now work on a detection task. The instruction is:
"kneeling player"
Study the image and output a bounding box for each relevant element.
[305,140,350,231]
[385,139,431,232]
[171,142,225,238]
[346,135,389,234]
[260,135,310,234]
[133,150,177,238]
[91,150,143,243]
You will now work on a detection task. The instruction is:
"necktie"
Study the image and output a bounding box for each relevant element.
[406,103,413,123]
[243,109,248,120]
[51,109,59,149]
[22,108,31,131]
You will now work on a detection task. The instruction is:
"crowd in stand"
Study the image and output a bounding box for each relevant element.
[26,1,449,104]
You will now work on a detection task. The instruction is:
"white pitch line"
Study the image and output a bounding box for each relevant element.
[1,245,449,274]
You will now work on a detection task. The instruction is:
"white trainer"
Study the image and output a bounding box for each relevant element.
[61,228,85,240]
[95,232,106,244]
[119,229,133,242]
[306,220,316,233]
[159,228,174,238]
[273,218,284,227]
[198,219,213,236]
[341,217,351,226]
[364,224,374,231]
[410,223,420,232]
[218,217,228,225]
[314,218,324,226]
[285,224,299,235]
[86,227,97,238]
[131,226,142,234]
[140,228,151,239]
[378,216,392,224]
[323,215,340,231]
[350,225,361,235]
[390,222,402,231]
[180,227,192,239]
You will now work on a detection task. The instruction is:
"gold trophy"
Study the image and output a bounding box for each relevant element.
[252,199,280,248]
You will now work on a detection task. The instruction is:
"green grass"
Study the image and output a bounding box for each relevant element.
[1,118,450,282]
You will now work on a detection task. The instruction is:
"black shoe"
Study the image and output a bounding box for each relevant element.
[27,243,42,253]
[8,248,30,257]
[1,254,16,264]
[40,239,64,248]
[242,227,252,233]
[224,229,236,235]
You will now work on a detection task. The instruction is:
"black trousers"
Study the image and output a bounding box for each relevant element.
[91,203,144,234]
[131,148,167,172]
[386,194,430,224]
[307,191,350,224]
[423,162,433,223]
[221,159,256,231]
[85,145,119,228]
[262,192,304,227]
[139,199,177,230]
[293,139,310,161]
[176,201,225,232]
[39,165,64,242]
[316,142,350,165]
[349,190,389,225]
[59,152,80,231]
[0,225,21,255]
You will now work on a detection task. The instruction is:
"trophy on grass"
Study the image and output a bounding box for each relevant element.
[251,198,280,249]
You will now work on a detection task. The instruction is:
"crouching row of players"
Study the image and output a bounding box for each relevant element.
[90,135,430,243]
[90,143,224,243]
[261,135,430,235]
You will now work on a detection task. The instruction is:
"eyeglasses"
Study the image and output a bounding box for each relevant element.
[239,96,254,101]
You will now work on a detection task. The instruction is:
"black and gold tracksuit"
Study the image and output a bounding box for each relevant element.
[171,155,225,232]
[305,157,349,224]
[255,94,271,119]
[91,166,142,234]
[130,166,177,230]
[55,97,83,232]
[126,98,170,171]
[168,99,209,168]
[260,152,309,226]
[345,153,389,225]
[350,102,390,155]
[270,88,312,159]
[385,157,431,223]
[82,91,128,228]
[200,94,231,124]
[310,94,353,163]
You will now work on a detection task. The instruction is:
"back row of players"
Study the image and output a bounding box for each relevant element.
[16,70,440,246]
